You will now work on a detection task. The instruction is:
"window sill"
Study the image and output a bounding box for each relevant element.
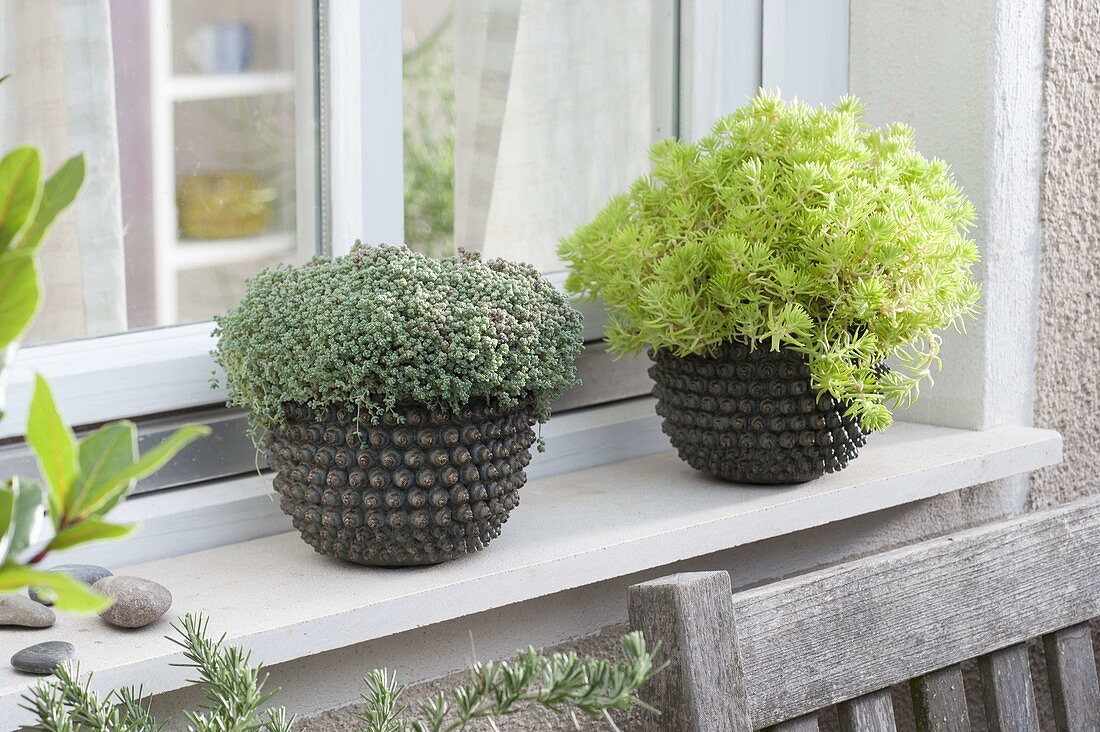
[1,323,219,440]
[0,419,1060,722]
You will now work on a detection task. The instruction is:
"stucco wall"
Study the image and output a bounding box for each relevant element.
[1031,0,1100,508]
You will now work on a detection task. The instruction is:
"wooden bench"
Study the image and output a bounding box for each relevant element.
[628,494,1100,731]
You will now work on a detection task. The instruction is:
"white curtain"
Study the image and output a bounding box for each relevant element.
[0,0,126,343]
[454,0,662,273]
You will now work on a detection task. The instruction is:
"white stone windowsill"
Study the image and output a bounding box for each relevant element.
[0,421,1061,724]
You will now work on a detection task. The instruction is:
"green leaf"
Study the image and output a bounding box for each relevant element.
[7,476,44,561]
[26,374,78,528]
[0,562,110,612]
[79,424,211,517]
[0,250,40,351]
[47,516,134,552]
[18,154,85,252]
[0,147,42,253]
[67,421,137,522]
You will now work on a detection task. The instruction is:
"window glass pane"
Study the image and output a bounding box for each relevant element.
[0,0,318,345]
[402,0,675,271]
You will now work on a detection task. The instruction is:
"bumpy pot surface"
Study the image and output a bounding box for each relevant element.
[266,401,536,566]
[650,343,865,484]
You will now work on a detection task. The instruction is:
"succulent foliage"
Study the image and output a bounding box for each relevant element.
[213,244,583,430]
[560,91,981,430]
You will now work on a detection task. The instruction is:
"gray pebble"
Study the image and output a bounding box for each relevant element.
[30,564,113,605]
[94,576,172,629]
[0,595,55,628]
[11,641,74,675]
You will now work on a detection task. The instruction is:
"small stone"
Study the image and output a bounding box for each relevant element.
[11,641,74,675]
[94,576,171,629]
[29,564,113,605]
[0,595,55,628]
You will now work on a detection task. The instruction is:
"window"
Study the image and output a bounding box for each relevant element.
[402,0,675,273]
[0,0,318,444]
[329,0,678,275]
[0,0,852,492]
[1,0,318,344]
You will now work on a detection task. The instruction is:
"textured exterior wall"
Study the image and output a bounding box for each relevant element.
[1031,1,1100,508]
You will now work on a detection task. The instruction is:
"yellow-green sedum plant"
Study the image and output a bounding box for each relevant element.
[559,91,981,431]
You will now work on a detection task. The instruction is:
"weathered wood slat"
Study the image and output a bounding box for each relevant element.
[1043,623,1100,732]
[628,572,752,732]
[837,690,897,732]
[978,644,1040,732]
[726,495,1100,727]
[768,714,820,731]
[911,665,970,732]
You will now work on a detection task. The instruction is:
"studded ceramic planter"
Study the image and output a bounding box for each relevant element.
[649,343,866,484]
[266,401,536,566]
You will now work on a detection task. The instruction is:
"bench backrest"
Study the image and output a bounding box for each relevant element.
[628,494,1100,731]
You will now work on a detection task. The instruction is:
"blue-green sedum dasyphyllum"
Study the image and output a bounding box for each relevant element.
[213,244,583,431]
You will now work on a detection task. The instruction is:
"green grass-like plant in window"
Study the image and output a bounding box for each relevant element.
[559,90,981,431]
[403,12,456,259]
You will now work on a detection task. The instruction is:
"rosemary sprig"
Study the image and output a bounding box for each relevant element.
[359,631,661,732]
[21,614,660,732]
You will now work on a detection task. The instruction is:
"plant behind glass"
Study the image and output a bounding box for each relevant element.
[403,12,455,258]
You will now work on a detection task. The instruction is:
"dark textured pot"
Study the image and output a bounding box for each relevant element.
[649,343,866,484]
[266,400,536,566]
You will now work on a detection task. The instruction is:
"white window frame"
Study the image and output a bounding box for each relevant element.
[1,324,217,441]
[324,0,404,254]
